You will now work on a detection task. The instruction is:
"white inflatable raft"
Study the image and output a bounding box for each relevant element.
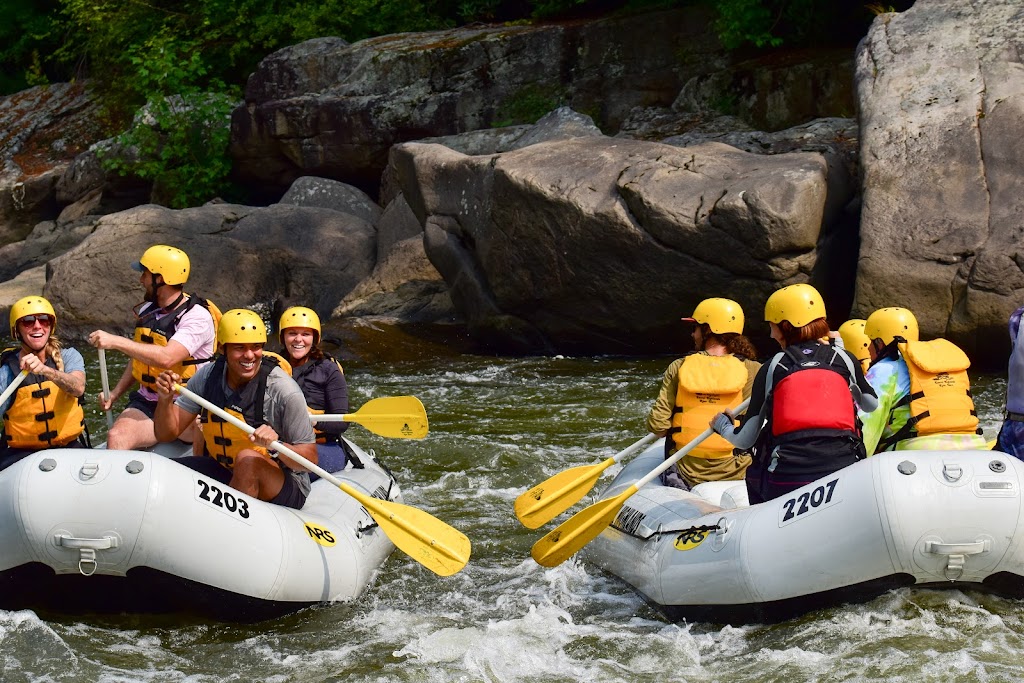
[0,438,398,620]
[583,439,1024,623]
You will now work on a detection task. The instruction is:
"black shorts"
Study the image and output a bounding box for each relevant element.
[125,391,157,420]
[172,455,307,509]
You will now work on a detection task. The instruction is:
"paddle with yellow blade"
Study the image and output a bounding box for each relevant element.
[174,384,470,576]
[531,398,751,568]
[514,432,659,529]
[310,395,428,439]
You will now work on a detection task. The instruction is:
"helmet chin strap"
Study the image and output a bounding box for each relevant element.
[145,273,164,304]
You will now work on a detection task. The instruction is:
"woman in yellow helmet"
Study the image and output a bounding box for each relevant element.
[710,284,878,503]
[0,296,87,471]
[278,307,350,472]
[647,298,761,489]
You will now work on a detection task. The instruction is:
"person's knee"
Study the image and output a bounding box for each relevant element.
[106,413,155,450]
[106,419,132,449]
[231,450,267,477]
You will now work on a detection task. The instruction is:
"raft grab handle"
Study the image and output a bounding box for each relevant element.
[54,534,120,576]
[923,539,989,581]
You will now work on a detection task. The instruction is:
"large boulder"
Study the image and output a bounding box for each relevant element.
[230,6,727,197]
[278,176,382,225]
[393,136,852,353]
[853,0,1024,362]
[44,203,376,336]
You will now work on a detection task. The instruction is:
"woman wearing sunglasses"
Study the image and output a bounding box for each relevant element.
[0,296,87,471]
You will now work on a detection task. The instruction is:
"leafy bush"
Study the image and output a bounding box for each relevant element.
[0,0,62,92]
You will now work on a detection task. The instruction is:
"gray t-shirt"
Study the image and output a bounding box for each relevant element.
[177,359,317,495]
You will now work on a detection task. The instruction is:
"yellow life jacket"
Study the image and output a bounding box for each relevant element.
[896,339,980,438]
[131,294,221,390]
[198,353,287,469]
[262,351,292,376]
[670,353,748,458]
[1,349,85,449]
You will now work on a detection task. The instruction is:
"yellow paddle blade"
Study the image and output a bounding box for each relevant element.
[987,439,997,450]
[340,482,470,576]
[344,396,428,439]
[530,484,639,568]
[514,457,616,529]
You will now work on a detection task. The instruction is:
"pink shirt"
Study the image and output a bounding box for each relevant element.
[137,299,216,402]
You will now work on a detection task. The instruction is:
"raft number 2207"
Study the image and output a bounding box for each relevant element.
[780,478,838,526]
[197,479,250,519]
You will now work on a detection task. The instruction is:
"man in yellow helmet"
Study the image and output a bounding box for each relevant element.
[153,309,317,509]
[646,298,761,489]
[860,307,986,453]
[88,245,217,450]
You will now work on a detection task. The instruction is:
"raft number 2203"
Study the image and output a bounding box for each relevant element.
[197,479,250,519]
[780,478,838,526]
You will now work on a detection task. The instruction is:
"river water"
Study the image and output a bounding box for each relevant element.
[1,354,1021,682]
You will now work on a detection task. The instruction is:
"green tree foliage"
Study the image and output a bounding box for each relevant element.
[94,36,237,208]
[0,0,63,92]
[45,0,461,207]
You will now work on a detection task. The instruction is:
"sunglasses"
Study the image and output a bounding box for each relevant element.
[19,314,54,327]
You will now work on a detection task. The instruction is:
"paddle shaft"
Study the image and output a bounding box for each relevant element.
[610,432,659,466]
[174,383,343,488]
[313,413,427,423]
[636,397,751,489]
[0,369,29,408]
[98,349,114,428]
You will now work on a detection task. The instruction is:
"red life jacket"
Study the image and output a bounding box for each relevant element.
[758,342,863,471]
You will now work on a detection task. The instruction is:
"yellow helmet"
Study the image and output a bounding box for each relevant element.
[278,306,322,339]
[838,319,871,364]
[9,296,56,339]
[681,298,744,335]
[764,284,826,327]
[133,245,190,285]
[864,307,919,345]
[217,309,267,351]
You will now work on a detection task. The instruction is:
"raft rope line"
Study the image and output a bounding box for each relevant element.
[611,504,722,540]
[354,483,391,534]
